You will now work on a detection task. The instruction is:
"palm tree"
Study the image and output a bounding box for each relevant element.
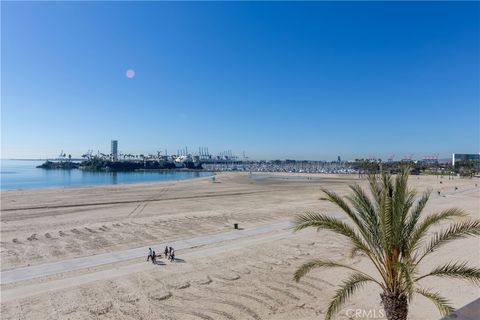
[293,167,480,320]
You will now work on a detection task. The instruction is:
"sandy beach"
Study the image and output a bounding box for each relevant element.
[1,173,479,319]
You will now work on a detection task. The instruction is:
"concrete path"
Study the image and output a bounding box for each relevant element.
[1,227,294,303]
[0,221,291,285]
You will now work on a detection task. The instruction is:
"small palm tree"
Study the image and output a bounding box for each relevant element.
[293,167,480,320]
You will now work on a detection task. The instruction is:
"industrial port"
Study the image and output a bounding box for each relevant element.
[36,140,480,177]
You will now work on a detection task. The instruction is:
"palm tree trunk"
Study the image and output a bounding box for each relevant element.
[381,291,408,320]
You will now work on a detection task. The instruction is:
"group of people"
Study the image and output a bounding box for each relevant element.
[146,246,175,264]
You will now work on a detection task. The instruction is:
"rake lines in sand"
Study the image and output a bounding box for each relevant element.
[127,186,171,218]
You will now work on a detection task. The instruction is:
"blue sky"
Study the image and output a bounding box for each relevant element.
[2,1,479,160]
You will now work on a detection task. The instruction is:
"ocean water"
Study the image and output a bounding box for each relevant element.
[0,160,212,190]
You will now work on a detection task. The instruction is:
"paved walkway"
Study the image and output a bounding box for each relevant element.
[0,221,291,285]
[1,227,294,303]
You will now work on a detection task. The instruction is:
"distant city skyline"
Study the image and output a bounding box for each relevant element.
[2,2,479,160]
[2,138,476,162]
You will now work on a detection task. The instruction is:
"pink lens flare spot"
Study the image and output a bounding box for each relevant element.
[126,69,136,79]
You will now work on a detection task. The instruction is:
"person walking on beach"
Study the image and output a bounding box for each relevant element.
[147,247,153,262]
[152,250,156,264]
[164,246,169,258]
[170,250,175,262]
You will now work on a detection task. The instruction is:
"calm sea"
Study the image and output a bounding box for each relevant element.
[0,160,212,190]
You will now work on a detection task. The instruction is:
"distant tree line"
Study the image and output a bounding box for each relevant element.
[36,160,79,169]
[352,159,480,178]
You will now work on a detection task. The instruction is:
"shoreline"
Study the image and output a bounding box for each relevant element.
[0,171,349,192]
[2,170,477,193]
[0,170,214,192]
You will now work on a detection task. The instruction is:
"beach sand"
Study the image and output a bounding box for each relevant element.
[1,173,479,319]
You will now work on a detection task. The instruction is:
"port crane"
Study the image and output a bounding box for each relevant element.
[423,153,439,162]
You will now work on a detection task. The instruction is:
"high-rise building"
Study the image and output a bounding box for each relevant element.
[452,153,479,166]
[337,156,341,162]
[111,140,118,161]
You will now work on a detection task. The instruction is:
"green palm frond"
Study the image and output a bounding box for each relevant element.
[293,258,383,287]
[408,208,468,254]
[402,190,431,253]
[415,288,454,316]
[349,245,364,258]
[347,184,382,252]
[415,261,480,285]
[293,212,369,254]
[293,212,389,287]
[348,184,378,228]
[396,189,416,244]
[392,192,415,251]
[392,171,408,229]
[398,259,415,300]
[415,219,480,264]
[325,273,375,320]
[319,189,370,239]
[367,173,382,206]
[319,189,354,215]
[389,168,416,251]
[379,177,393,251]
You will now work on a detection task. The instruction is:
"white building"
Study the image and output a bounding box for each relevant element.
[452,153,480,166]
[111,140,118,161]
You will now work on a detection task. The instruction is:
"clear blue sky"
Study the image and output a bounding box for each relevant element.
[2,1,479,160]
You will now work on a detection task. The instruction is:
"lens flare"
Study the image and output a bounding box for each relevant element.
[126,69,135,79]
